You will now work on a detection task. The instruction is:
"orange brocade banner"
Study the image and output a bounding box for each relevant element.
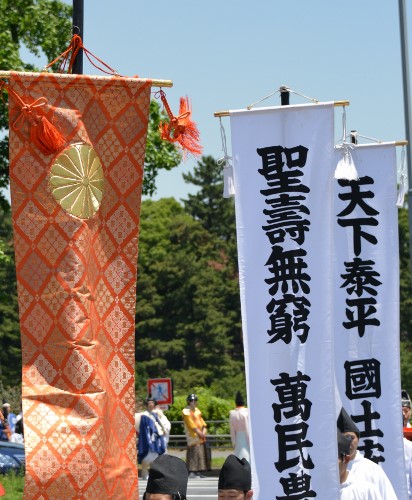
[8,72,151,499]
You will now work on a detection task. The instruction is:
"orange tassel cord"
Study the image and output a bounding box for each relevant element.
[0,80,65,155]
[158,90,202,157]
[45,33,83,74]
[46,34,119,76]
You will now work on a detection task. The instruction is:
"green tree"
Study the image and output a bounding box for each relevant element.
[399,207,412,340]
[135,198,195,384]
[0,0,181,210]
[400,341,412,398]
[399,207,412,395]
[0,208,20,384]
[182,155,237,245]
[181,155,244,396]
[135,197,244,398]
[0,0,73,210]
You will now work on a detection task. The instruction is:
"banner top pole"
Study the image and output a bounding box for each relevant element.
[214,100,350,117]
[0,71,172,88]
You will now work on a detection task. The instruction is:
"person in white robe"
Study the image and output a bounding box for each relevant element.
[404,436,412,500]
[136,397,166,480]
[154,404,171,450]
[229,392,250,462]
[403,390,412,499]
[338,430,383,500]
[337,407,397,500]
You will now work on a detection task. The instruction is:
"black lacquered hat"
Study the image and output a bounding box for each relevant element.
[218,454,251,491]
[146,455,188,496]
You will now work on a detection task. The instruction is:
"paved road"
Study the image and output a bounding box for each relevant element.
[138,477,218,499]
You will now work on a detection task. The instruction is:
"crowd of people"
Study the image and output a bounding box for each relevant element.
[136,391,250,480]
[2,389,410,498]
[136,389,412,499]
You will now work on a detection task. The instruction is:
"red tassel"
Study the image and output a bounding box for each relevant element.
[4,83,67,156]
[29,115,66,155]
[159,92,202,157]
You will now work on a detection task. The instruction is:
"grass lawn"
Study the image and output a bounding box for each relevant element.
[210,456,226,468]
[0,473,24,499]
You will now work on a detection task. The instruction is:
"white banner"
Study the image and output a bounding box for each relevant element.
[230,103,339,498]
[333,143,406,498]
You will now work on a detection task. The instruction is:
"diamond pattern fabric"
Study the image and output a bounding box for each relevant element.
[8,72,151,499]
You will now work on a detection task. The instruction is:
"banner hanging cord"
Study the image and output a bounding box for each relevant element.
[341,106,348,144]
[217,117,235,197]
[45,34,120,76]
[397,146,407,207]
[246,86,319,110]
[345,132,381,144]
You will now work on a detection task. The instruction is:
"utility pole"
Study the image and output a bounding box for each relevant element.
[72,0,84,74]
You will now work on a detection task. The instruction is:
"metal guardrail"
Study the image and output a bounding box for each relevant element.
[168,420,232,449]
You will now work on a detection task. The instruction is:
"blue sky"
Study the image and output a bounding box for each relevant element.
[35,1,412,200]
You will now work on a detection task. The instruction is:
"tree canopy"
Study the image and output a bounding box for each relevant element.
[135,191,244,398]
[0,0,181,210]
[182,156,236,243]
[0,0,73,210]
[399,207,412,340]
[0,208,20,382]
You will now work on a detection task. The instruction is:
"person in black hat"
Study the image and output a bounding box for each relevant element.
[402,389,411,428]
[182,393,209,478]
[337,407,396,499]
[337,431,382,499]
[218,454,253,499]
[143,454,188,500]
[338,430,353,486]
[138,396,166,480]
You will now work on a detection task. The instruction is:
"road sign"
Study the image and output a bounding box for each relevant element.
[147,378,173,405]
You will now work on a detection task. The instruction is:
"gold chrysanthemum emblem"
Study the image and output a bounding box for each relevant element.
[49,143,105,219]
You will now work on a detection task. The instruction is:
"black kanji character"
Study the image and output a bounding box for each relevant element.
[265,246,311,296]
[341,258,382,297]
[277,471,317,499]
[257,146,310,195]
[275,422,314,472]
[344,359,381,400]
[337,177,379,217]
[337,217,378,257]
[271,371,312,422]
[266,295,311,344]
[359,439,385,464]
[343,297,380,337]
